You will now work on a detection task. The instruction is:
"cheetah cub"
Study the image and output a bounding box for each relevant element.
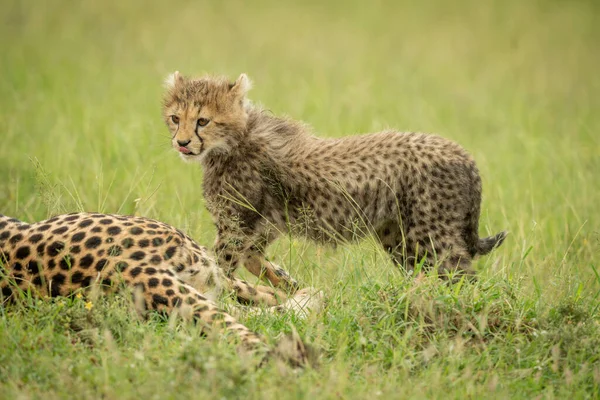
[0,213,321,366]
[162,72,506,287]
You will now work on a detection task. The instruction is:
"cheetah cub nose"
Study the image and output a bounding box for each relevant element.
[177,139,191,147]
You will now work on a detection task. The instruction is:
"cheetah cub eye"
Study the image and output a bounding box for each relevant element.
[197,118,210,127]
[171,115,179,124]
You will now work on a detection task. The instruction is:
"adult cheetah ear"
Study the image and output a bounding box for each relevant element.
[164,71,183,90]
[229,73,252,99]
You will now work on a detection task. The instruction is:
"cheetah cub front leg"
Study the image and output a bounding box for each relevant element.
[214,231,299,292]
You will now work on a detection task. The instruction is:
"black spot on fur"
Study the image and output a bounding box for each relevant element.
[152,237,164,247]
[28,234,43,244]
[37,224,52,232]
[10,234,23,244]
[71,232,86,243]
[138,239,149,248]
[108,245,123,257]
[161,278,173,287]
[179,285,190,295]
[2,286,13,299]
[130,227,143,235]
[47,241,65,256]
[70,245,81,254]
[152,293,169,307]
[84,236,102,249]
[51,226,68,235]
[71,271,84,284]
[149,255,162,265]
[26,261,40,275]
[99,218,113,225]
[59,255,72,271]
[148,278,159,288]
[91,227,102,233]
[130,251,145,261]
[129,267,142,277]
[52,273,66,286]
[95,259,108,272]
[185,297,197,305]
[115,261,128,272]
[81,276,92,287]
[164,247,177,260]
[64,215,79,222]
[107,226,121,236]
[122,238,134,248]
[172,296,182,307]
[78,220,93,228]
[15,246,30,260]
[80,254,94,269]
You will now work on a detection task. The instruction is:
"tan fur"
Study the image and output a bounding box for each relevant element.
[0,213,322,365]
[162,73,506,287]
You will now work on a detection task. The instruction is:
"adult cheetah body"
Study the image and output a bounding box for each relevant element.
[0,212,317,360]
[162,72,507,287]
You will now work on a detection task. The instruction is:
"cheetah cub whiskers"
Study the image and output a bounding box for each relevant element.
[162,72,506,287]
[0,213,322,366]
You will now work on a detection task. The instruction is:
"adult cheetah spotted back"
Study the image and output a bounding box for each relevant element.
[0,212,322,366]
[162,72,506,284]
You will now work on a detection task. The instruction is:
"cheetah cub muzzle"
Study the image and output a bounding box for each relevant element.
[162,72,507,287]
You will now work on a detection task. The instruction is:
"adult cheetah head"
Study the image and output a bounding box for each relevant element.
[162,72,251,162]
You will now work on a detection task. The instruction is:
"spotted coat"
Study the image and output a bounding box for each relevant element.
[0,212,317,363]
[162,73,507,287]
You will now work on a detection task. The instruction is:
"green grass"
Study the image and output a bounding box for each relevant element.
[1,0,599,398]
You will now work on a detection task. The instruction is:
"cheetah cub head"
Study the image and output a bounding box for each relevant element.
[162,72,252,162]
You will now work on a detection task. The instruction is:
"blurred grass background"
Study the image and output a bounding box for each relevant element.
[1,0,599,398]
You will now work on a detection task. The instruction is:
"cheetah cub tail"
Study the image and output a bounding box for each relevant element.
[477,231,508,255]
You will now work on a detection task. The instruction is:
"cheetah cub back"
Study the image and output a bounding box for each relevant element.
[162,72,506,285]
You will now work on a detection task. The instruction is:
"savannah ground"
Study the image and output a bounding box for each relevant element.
[1,0,599,398]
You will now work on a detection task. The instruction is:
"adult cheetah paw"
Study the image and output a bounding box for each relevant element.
[273,287,325,318]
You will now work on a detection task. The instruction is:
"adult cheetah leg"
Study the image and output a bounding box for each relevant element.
[127,268,266,351]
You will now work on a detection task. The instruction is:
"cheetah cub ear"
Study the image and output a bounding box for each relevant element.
[229,73,252,99]
[164,71,183,90]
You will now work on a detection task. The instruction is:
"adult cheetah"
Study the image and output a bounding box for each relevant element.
[0,213,321,365]
[162,72,506,288]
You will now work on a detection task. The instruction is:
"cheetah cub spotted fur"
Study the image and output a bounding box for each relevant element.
[0,213,321,365]
[162,72,506,287]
